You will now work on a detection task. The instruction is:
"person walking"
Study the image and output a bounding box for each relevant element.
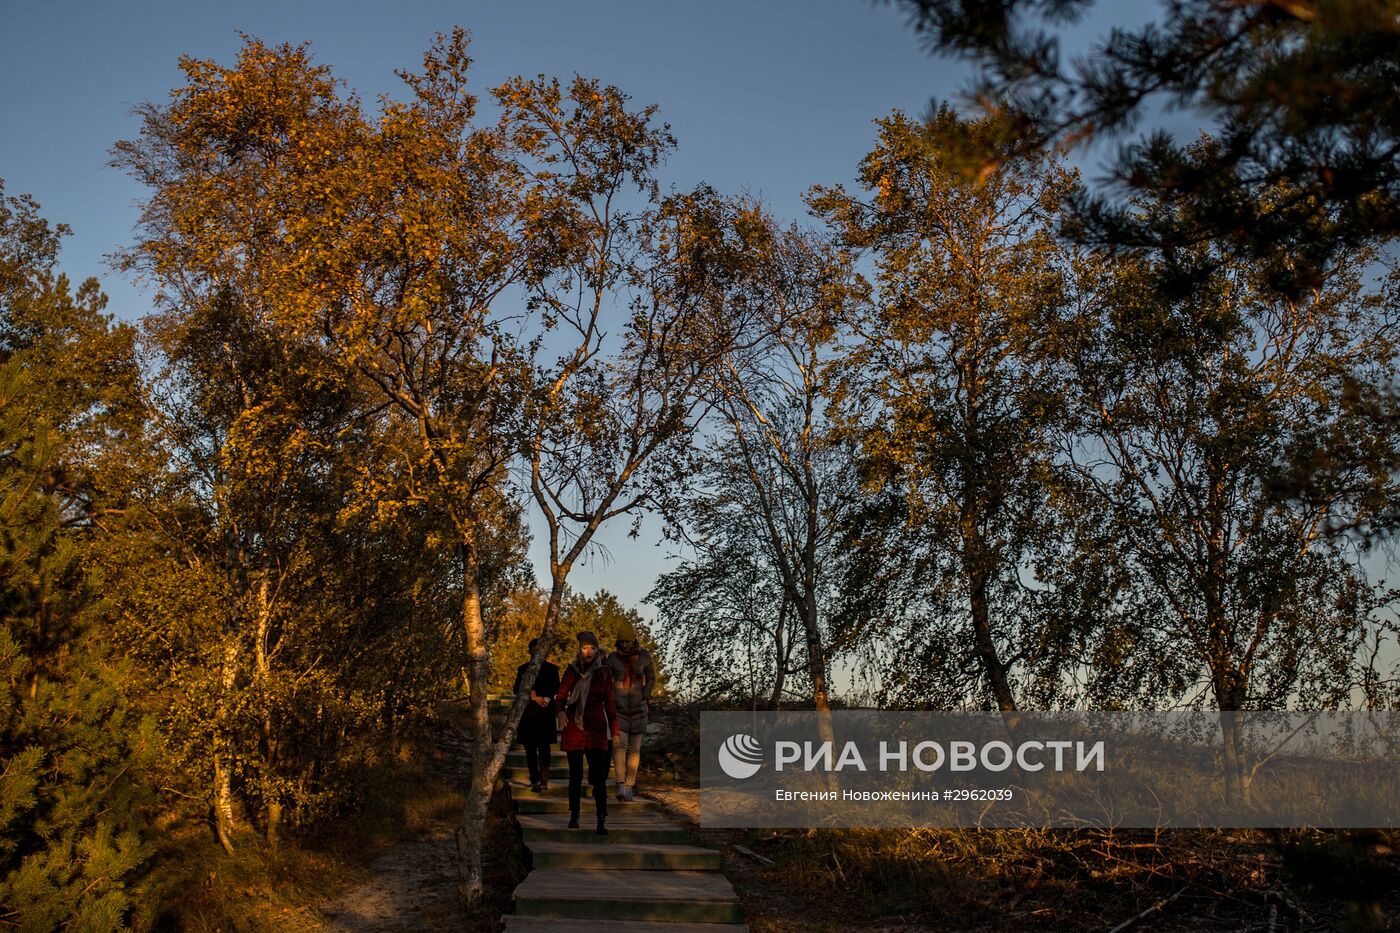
[606,622,655,802]
[555,630,619,834]
[513,638,561,792]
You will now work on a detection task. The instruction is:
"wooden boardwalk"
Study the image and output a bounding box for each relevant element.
[492,700,747,932]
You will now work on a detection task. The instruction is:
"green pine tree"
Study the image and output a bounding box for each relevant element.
[0,180,154,931]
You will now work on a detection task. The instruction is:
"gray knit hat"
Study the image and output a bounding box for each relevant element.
[576,630,600,649]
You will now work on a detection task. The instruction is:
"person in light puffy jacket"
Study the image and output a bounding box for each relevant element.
[605,621,654,802]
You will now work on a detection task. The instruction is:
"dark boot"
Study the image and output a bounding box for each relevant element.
[596,816,608,835]
[568,810,580,829]
[593,779,608,822]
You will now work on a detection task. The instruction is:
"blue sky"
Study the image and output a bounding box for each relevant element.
[0,1,969,303]
[0,0,1159,620]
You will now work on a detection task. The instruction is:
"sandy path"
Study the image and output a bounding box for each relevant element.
[318,827,467,932]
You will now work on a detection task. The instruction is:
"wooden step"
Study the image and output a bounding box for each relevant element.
[518,813,688,845]
[505,749,643,768]
[504,767,613,790]
[506,764,623,782]
[504,918,747,933]
[513,869,744,923]
[527,841,722,871]
[507,750,565,766]
[515,795,661,814]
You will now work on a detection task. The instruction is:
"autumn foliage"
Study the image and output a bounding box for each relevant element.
[3,22,1400,931]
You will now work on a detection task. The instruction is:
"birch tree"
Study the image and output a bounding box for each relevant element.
[653,219,860,710]
[1064,207,1400,802]
[112,40,368,851]
[811,108,1078,712]
[118,31,756,903]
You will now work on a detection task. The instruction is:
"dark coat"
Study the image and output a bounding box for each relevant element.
[605,648,655,734]
[513,659,560,747]
[555,661,619,752]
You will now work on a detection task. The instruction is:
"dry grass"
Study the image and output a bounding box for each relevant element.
[646,776,1398,931]
[721,825,1398,931]
[131,709,525,932]
[640,701,1400,932]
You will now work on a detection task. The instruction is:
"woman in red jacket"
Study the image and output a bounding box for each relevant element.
[554,630,620,833]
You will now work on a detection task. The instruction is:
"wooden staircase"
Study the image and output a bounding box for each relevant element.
[486,697,747,932]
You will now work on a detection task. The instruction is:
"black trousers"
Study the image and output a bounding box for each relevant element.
[566,748,609,819]
[523,741,552,785]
